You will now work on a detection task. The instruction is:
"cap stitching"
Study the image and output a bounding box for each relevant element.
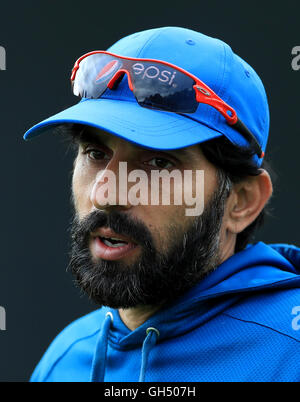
[219,45,251,150]
[201,41,227,128]
[136,27,169,58]
[218,42,230,100]
[213,42,232,129]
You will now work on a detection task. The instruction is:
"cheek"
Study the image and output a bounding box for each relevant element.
[133,203,191,254]
[72,157,94,218]
[203,167,218,203]
[132,167,218,242]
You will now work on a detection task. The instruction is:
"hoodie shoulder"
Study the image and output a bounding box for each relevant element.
[30,308,106,382]
[217,243,300,343]
[224,287,300,343]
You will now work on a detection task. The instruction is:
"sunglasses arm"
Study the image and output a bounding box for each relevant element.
[194,85,237,124]
[194,85,263,158]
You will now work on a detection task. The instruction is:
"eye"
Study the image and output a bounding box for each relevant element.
[83,148,110,161]
[146,157,174,169]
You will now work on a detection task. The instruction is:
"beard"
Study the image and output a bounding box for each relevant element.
[68,172,230,309]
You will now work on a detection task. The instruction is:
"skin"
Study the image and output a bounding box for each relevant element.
[72,126,273,330]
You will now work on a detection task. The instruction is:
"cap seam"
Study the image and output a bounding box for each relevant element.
[136,27,169,58]
[209,41,229,127]
[218,42,230,100]
[219,45,249,149]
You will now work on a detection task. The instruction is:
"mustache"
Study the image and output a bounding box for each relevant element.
[70,209,155,250]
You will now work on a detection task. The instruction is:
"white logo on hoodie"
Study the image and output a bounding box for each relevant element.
[291,306,300,330]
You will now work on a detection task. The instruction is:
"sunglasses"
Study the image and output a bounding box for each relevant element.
[71,51,264,158]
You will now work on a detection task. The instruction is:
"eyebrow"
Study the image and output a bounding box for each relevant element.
[75,129,104,145]
[166,147,194,158]
[75,128,196,160]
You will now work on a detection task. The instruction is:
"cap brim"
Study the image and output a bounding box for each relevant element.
[24,98,223,149]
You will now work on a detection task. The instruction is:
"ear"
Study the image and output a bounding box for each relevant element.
[226,169,273,234]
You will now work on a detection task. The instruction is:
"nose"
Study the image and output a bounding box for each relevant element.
[90,159,132,212]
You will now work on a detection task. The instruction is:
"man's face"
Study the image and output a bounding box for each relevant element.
[69,126,231,308]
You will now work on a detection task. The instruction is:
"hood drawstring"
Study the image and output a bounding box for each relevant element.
[90,312,113,382]
[90,313,159,382]
[139,327,160,382]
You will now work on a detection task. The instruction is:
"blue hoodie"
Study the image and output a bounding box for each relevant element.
[30,242,300,382]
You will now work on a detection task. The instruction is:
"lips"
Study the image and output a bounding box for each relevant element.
[90,227,138,260]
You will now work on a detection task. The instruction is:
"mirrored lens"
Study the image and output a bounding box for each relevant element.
[73,54,123,98]
[129,61,198,113]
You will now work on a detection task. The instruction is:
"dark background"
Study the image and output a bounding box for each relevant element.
[0,0,299,381]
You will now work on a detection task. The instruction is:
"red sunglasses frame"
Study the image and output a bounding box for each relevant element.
[71,51,264,158]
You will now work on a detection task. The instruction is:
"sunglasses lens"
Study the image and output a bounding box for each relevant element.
[129,61,198,113]
[72,54,123,98]
[73,54,198,113]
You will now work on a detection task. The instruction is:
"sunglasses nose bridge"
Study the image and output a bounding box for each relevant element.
[107,68,134,92]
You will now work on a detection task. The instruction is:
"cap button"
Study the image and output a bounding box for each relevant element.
[186,39,195,46]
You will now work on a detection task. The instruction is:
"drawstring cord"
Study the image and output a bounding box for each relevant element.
[90,312,113,382]
[139,327,160,382]
[90,313,159,382]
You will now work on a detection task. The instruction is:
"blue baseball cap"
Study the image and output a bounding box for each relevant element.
[23,26,269,166]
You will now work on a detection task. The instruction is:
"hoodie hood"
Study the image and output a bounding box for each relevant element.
[89,241,300,381]
[105,242,300,347]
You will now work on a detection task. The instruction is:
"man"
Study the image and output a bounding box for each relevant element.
[24,27,300,382]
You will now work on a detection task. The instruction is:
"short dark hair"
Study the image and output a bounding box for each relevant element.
[58,123,274,253]
[200,136,274,252]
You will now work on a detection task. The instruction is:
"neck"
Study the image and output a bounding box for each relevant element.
[118,235,237,331]
[118,304,162,331]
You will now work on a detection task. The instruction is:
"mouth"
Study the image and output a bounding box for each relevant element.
[100,236,130,248]
[90,227,139,261]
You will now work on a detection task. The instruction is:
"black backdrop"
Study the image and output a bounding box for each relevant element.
[0,0,299,381]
